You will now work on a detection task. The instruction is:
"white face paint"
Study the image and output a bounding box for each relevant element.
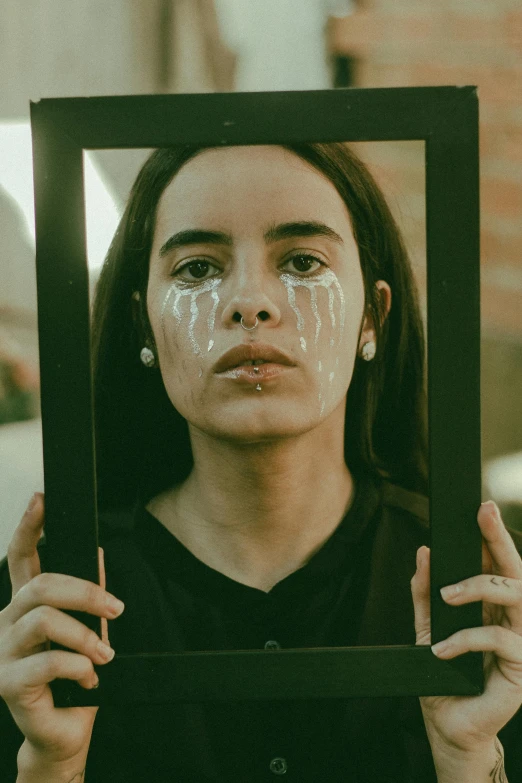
[147,146,369,441]
[281,269,346,416]
[160,277,223,358]
[159,267,346,419]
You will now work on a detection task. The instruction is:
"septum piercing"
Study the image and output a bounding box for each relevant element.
[240,316,258,331]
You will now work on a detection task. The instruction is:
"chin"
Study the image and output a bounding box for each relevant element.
[191,405,320,443]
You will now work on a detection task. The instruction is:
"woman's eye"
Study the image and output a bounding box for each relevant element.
[174,260,219,282]
[283,254,324,275]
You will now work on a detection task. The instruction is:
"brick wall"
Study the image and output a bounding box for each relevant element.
[331,1,522,463]
[331,0,522,340]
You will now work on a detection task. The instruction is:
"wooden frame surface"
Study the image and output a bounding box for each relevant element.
[30,86,482,706]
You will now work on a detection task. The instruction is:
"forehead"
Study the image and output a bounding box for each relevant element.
[155,145,353,232]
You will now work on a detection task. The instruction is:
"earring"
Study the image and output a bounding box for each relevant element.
[361,341,376,362]
[140,347,156,367]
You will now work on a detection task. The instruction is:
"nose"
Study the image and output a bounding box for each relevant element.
[220,259,282,330]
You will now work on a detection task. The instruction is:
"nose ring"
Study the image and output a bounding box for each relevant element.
[240,316,258,331]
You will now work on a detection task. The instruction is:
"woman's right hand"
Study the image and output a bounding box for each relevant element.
[0,493,124,773]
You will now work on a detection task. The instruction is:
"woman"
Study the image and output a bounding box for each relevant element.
[1,142,522,782]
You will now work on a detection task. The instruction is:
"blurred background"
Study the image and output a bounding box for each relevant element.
[0,0,521,556]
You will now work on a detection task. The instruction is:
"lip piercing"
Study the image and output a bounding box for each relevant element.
[255,384,262,391]
[240,316,258,331]
[253,367,260,374]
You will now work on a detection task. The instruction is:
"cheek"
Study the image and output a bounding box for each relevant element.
[152,279,223,361]
[282,271,354,355]
[282,272,360,418]
[148,281,223,419]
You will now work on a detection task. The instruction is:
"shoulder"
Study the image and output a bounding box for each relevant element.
[373,481,430,557]
[381,482,429,528]
[378,484,522,555]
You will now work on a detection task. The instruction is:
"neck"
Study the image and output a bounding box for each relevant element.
[148,410,354,591]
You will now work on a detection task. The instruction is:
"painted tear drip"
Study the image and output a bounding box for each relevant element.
[159,270,346,420]
[281,270,345,418]
[160,278,223,357]
[280,270,345,351]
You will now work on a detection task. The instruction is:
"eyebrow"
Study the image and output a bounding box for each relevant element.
[263,221,344,246]
[158,229,232,257]
[158,221,344,257]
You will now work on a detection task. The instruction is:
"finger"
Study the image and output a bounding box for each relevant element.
[1,649,99,698]
[7,493,45,596]
[431,625,522,668]
[411,546,431,645]
[482,538,493,575]
[9,605,115,666]
[478,501,522,579]
[5,572,124,627]
[440,574,522,608]
[441,573,522,635]
[98,547,109,647]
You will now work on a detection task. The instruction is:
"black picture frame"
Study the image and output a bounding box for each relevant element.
[30,86,482,707]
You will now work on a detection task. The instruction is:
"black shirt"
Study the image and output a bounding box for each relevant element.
[1,473,522,782]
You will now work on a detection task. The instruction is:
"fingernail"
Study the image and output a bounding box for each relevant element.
[440,583,463,600]
[106,596,125,617]
[26,493,37,513]
[96,641,115,662]
[416,547,424,569]
[92,673,100,689]
[481,500,498,517]
[432,641,450,657]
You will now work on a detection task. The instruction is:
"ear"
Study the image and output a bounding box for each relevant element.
[131,290,157,351]
[358,280,392,353]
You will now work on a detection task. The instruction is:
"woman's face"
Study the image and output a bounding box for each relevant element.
[147,146,376,442]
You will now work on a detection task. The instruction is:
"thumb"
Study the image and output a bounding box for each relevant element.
[7,493,45,597]
[411,546,432,645]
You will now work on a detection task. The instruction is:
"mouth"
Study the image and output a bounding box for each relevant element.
[216,362,293,384]
[213,344,296,374]
[224,359,271,370]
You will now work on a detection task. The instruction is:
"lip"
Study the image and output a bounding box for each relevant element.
[217,363,293,384]
[213,343,296,374]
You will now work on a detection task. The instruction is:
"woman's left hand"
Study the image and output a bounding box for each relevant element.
[411,500,522,755]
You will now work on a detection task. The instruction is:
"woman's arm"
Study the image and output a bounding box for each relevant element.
[17,743,87,783]
[430,736,507,783]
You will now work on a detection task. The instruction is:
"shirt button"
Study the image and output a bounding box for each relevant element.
[269,757,288,775]
[264,640,281,650]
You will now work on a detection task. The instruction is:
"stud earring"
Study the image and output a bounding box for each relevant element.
[140,347,156,367]
[361,341,376,362]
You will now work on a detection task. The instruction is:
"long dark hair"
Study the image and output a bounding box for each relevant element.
[92,143,428,510]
